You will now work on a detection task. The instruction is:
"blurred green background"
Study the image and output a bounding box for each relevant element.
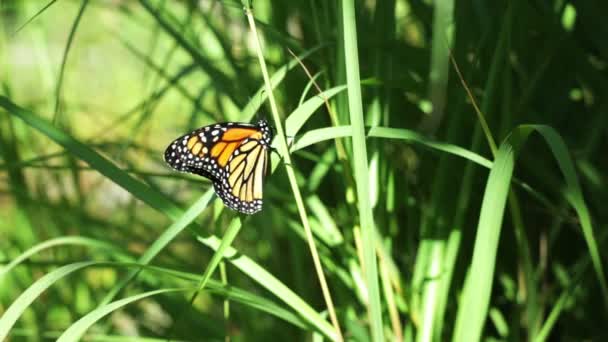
[1,0,608,341]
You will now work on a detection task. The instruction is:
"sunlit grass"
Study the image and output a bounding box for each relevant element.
[1,1,607,341]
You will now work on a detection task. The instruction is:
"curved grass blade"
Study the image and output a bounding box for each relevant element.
[0,261,99,340]
[285,85,348,137]
[241,44,325,121]
[452,125,607,341]
[0,96,183,218]
[452,140,515,342]
[1,256,312,339]
[57,288,184,342]
[290,125,492,169]
[53,0,89,121]
[196,234,336,340]
[530,125,608,306]
[0,236,127,280]
[100,190,215,305]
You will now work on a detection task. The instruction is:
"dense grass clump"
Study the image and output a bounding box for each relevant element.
[1,1,607,341]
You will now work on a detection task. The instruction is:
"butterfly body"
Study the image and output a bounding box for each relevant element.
[164,119,272,214]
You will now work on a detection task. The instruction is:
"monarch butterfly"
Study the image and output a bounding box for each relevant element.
[164,119,273,214]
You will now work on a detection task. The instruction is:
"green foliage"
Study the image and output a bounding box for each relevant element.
[1,0,607,341]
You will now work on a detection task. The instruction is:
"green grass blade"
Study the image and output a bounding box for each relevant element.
[196,234,336,340]
[530,125,608,307]
[341,0,384,339]
[0,96,183,218]
[0,261,99,340]
[452,139,515,342]
[286,85,348,137]
[12,0,58,34]
[53,0,89,121]
[57,288,185,342]
[0,236,126,280]
[241,44,325,121]
[368,127,492,168]
[290,125,492,169]
[453,124,607,341]
[100,191,215,305]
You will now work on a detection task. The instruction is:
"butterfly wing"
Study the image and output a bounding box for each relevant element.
[213,135,270,214]
[164,120,272,214]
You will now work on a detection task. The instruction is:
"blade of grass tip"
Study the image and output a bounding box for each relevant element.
[53,0,89,123]
[244,4,343,341]
[298,70,325,105]
[341,1,384,340]
[448,46,497,154]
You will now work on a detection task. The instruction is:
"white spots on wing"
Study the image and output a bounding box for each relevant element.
[211,130,220,136]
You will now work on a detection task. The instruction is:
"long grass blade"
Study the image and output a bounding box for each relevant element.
[340,1,384,340]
